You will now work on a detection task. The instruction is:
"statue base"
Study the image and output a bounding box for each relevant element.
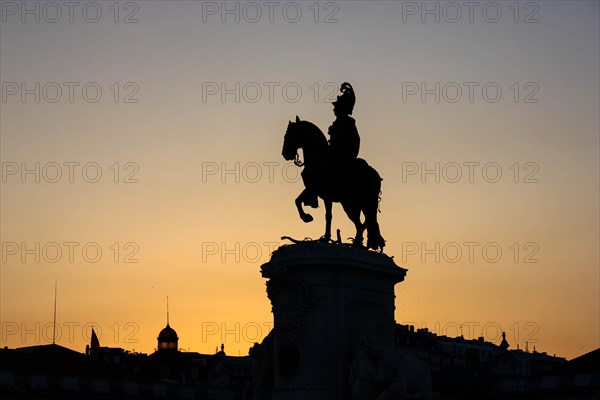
[261,242,407,400]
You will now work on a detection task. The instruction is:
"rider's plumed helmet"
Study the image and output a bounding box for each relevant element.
[332,82,355,115]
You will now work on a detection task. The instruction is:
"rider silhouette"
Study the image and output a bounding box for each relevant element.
[328,82,360,169]
[301,82,360,208]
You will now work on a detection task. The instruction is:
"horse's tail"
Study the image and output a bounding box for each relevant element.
[355,158,383,213]
[355,159,385,250]
[372,170,382,213]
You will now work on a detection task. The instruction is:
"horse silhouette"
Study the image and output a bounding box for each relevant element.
[282,116,385,251]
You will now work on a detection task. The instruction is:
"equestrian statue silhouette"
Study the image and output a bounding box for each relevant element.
[281,83,385,251]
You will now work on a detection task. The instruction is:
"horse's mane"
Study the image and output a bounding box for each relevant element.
[298,120,328,147]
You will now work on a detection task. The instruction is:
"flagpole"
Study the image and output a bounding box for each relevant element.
[53,280,57,345]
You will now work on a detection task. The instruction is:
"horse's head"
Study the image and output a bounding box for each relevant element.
[282,115,302,162]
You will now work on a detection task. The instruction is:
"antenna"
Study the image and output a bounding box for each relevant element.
[52,280,57,345]
[166,296,169,326]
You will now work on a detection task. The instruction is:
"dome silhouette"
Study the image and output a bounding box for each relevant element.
[157,297,178,351]
[157,323,178,351]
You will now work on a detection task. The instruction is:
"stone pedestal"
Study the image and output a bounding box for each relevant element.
[261,242,407,400]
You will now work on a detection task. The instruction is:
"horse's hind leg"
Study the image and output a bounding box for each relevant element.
[365,211,384,250]
[364,198,385,251]
[343,202,365,247]
[295,190,315,223]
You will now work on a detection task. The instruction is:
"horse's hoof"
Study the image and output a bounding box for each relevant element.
[301,214,313,223]
[303,199,319,209]
[367,237,385,251]
[351,237,364,247]
[319,236,331,243]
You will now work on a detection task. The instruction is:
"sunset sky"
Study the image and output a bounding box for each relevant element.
[1,1,598,360]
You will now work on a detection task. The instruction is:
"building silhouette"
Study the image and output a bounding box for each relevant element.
[0,305,251,399]
[394,323,599,399]
[1,307,598,399]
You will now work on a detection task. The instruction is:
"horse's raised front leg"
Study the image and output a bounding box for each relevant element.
[295,190,314,223]
[321,199,332,242]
